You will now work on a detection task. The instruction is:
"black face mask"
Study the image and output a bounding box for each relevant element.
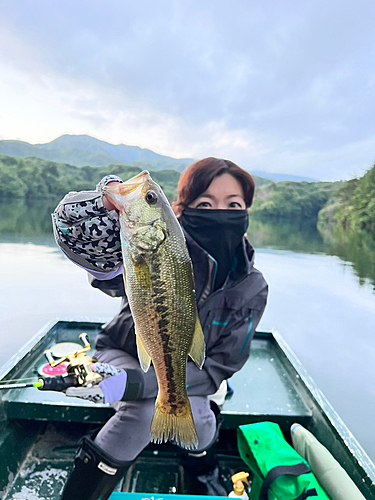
[180,208,249,290]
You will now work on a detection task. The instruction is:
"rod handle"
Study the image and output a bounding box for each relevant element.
[38,375,78,392]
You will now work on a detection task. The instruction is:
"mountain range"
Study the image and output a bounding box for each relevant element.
[0,135,316,182]
[0,135,193,171]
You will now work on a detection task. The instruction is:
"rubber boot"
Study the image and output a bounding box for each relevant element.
[61,434,132,500]
[181,403,228,496]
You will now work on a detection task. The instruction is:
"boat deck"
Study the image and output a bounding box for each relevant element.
[2,419,245,499]
[1,321,374,499]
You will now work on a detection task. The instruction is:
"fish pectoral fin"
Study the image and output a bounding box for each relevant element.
[136,331,152,372]
[133,258,152,288]
[188,316,205,369]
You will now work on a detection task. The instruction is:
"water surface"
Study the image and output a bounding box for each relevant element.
[0,201,374,462]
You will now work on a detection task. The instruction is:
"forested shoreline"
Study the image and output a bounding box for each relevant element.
[318,165,375,233]
[1,153,374,238]
[0,154,180,202]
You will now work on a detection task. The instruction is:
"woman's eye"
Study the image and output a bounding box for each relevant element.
[196,201,212,208]
[229,202,243,208]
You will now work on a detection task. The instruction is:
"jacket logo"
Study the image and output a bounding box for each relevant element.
[212,317,229,326]
[239,315,253,354]
[98,461,118,475]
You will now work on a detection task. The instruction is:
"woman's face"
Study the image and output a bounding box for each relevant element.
[188,173,246,210]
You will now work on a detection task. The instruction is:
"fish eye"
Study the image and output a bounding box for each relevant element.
[145,190,158,205]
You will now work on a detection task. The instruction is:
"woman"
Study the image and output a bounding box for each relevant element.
[52,157,268,500]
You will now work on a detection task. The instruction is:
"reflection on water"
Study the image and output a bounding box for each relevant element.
[1,199,375,290]
[320,225,375,289]
[247,218,328,254]
[0,198,58,237]
[248,217,375,291]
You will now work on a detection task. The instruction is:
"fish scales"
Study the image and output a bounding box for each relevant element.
[104,171,205,449]
[128,234,196,410]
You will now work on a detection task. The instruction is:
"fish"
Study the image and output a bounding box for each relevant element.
[103,171,205,450]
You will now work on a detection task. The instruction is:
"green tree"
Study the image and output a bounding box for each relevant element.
[0,161,28,198]
[350,165,375,231]
[252,181,340,222]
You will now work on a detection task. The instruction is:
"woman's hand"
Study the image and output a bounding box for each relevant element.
[65,363,127,404]
[102,181,121,212]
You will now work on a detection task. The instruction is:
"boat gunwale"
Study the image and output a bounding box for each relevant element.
[269,328,375,488]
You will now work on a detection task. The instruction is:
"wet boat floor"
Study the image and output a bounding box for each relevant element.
[4,422,248,500]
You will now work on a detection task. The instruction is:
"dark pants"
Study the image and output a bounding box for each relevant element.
[94,348,216,461]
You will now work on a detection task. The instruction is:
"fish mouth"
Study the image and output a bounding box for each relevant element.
[103,170,151,212]
[117,171,151,196]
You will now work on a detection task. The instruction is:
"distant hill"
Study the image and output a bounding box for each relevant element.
[252,179,342,221]
[0,135,318,181]
[250,170,317,183]
[0,135,193,171]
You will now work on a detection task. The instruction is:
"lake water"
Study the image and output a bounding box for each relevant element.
[0,201,374,463]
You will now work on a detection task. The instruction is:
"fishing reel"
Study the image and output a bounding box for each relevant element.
[0,333,102,393]
[40,333,102,392]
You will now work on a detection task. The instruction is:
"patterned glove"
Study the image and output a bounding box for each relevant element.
[96,174,123,192]
[65,363,127,404]
[52,175,124,273]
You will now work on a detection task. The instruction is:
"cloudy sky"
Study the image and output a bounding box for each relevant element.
[1,0,374,181]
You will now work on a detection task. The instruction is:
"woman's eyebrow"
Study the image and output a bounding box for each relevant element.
[197,193,215,199]
[197,193,243,199]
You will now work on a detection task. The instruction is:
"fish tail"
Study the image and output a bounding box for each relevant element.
[150,396,198,450]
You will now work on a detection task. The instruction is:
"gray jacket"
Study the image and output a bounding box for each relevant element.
[52,183,268,399]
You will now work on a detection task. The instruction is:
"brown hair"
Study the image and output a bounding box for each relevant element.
[172,157,255,216]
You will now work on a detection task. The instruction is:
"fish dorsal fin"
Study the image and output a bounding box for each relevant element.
[188,316,205,369]
[136,330,152,372]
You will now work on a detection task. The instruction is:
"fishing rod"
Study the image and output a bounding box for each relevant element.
[0,380,43,390]
[0,333,102,392]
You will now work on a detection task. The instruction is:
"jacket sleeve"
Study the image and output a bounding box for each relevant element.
[51,175,124,281]
[88,274,126,298]
[186,278,268,397]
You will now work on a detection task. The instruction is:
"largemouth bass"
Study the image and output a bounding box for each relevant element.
[103,171,205,450]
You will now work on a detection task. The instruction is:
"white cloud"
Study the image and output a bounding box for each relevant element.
[1,0,375,180]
